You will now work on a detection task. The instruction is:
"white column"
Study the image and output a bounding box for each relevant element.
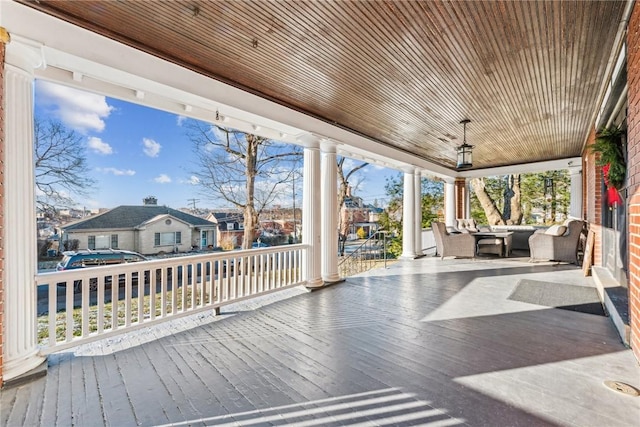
[444,179,455,227]
[302,143,323,288]
[414,172,423,257]
[3,36,46,381]
[569,166,583,219]
[320,141,340,283]
[401,169,416,259]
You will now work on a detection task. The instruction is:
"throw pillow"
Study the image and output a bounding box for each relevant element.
[545,225,567,236]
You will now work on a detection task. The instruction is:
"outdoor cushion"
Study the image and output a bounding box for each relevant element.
[456,218,479,233]
[545,225,567,236]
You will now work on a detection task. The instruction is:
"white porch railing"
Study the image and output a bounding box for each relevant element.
[35,245,306,353]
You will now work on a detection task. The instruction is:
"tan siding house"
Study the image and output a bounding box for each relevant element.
[62,203,217,255]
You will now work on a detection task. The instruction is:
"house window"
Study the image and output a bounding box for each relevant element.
[88,235,110,249]
[226,223,234,231]
[155,231,182,246]
[111,234,118,249]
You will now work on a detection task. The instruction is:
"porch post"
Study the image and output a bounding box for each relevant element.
[3,35,46,381]
[454,177,468,220]
[569,165,583,219]
[401,169,417,259]
[320,141,341,283]
[414,171,423,256]
[302,142,323,288]
[444,179,456,227]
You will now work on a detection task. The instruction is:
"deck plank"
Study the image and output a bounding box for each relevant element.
[3,257,639,426]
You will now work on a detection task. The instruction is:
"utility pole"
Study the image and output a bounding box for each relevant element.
[188,198,200,211]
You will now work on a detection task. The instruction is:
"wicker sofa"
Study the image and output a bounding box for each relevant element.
[432,222,476,259]
[528,220,584,264]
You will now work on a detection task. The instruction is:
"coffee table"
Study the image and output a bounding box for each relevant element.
[473,231,514,257]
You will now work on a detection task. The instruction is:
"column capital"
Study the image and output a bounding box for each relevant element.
[5,34,46,71]
[319,139,337,153]
[401,166,417,174]
[296,133,322,149]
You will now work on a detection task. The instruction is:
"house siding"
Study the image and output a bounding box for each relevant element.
[137,220,193,255]
[64,230,136,252]
[627,3,640,361]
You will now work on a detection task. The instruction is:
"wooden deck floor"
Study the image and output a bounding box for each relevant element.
[2,256,640,426]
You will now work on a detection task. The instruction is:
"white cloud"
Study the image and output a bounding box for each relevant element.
[97,167,136,176]
[180,175,200,185]
[176,115,187,126]
[154,174,172,183]
[143,138,161,157]
[36,80,113,133]
[87,137,113,155]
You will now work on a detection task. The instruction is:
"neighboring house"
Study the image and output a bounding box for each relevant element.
[62,201,217,255]
[206,212,246,248]
[341,187,382,237]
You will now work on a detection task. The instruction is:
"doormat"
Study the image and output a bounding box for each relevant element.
[509,279,606,316]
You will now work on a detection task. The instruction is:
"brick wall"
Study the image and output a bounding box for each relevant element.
[584,128,603,267]
[454,178,466,219]
[0,31,6,388]
[627,3,640,361]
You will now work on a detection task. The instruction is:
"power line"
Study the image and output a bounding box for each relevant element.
[187,198,200,210]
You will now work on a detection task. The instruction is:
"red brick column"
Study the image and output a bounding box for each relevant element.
[454,178,467,220]
[0,27,8,388]
[584,128,604,267]
[626,3,640,361]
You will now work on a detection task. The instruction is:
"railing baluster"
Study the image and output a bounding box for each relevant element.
[137,271,144,324]
[111,274,119,330]
[125,272,132,327]
[66,281,74,342]
[48,282,56,347]
[82,278,90,338]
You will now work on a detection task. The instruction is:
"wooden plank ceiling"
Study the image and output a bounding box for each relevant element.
[20,0,627,171]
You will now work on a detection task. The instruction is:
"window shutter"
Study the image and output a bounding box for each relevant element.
[175,232,182,244]
[88,235,96,250]
[155,233,160,246]
[111,234,118,248]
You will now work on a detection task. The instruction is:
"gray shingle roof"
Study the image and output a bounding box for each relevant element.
[63,205,215,230]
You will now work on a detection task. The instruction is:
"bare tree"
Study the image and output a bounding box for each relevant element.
[34,119,96,216]
[187,120,302,249]
[470,175,522,225]
[337,157,369,255]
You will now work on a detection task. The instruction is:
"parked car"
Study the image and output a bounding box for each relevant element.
[56,249,148,292]
[56,249,148,271]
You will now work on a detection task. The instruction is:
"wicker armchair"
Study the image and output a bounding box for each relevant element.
[528,220,584,264]
[432,222,476,259]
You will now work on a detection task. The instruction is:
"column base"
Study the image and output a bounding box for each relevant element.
[306,277,345,291]
[305,277,325,289]
[3,356,47,388]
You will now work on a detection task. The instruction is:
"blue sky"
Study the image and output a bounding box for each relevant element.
[34,80,398,210]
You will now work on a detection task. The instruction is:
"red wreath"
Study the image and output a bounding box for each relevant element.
[603,164,623,207]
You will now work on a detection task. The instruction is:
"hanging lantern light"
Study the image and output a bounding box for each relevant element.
[457,119,474,169]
